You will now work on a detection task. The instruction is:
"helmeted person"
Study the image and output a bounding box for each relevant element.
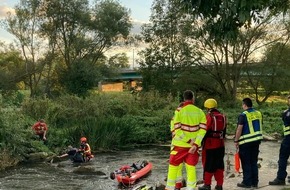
[199,99,226,190]
[79,137,94,162]
[170,102,185,190]
[234,98,263,188]
[32,119,48,141]
[165,90,207,190]
[269,95,290,185]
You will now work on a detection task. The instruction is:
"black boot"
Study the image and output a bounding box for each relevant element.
[198,185,211,190]
[214,185,222,190]
[252,184,258,189]
[237,182,251,188]
[269,178,285,185]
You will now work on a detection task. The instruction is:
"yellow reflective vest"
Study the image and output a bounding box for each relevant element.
[238,109,263,145]
[170,107,182,135]
[172,102,207,148]
[282,108,290,136]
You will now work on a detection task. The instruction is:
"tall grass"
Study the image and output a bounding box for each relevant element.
[20,92,175,152]
[0,107,53,170]
[0,91,288,170]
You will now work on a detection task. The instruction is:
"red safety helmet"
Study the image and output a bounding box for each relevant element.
[80,137,87,142]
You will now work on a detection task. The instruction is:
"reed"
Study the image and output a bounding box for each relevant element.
[0,91,287,170]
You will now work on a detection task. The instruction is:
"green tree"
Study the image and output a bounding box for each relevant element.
[193,19,274,101]
[41,0,132,96]
[243,42,290,104]
[140,0,288,102]
[107,53,130,69]
[0,43,26,91]
[4,0,49,97]
[139,0,199,95]
[181,0,289,42]
[2,0,132,97]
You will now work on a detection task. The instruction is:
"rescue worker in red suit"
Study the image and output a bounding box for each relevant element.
[79,137,94,162]
[165,90,207,190]
[32,119,48,141]
[198,99,226,190]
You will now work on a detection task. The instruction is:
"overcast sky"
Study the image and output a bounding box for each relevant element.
[0,0,153,43]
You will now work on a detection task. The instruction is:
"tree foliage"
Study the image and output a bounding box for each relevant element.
[0,44,26,91]
[41,0,132,96]
[243,42,290,104]
[107,53,130,69]
[181,0,289,42]
[140,0,290,102]
[194,16,280,101]
[5,0,48,97]
[2,0,132,97]
[139,0,200,95]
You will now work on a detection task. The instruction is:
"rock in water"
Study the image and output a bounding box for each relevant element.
[73,165,107,178]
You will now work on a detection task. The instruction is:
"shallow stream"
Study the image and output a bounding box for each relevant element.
[0,141,281,190]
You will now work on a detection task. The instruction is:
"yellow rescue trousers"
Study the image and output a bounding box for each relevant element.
[166,147,198,190]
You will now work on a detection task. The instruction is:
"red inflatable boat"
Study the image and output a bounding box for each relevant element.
[110,160,152,185]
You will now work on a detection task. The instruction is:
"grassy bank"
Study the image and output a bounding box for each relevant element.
[0,91,287,170]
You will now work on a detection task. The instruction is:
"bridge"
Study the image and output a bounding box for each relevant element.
[116,69,142,80]
[99,69,142,92]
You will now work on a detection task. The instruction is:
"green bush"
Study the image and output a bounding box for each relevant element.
[0,108,52,163]
[1,91,288,171]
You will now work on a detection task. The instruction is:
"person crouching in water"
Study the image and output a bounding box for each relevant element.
[79,137,94,162]
[57,146,85,163]
[199,99,227,190]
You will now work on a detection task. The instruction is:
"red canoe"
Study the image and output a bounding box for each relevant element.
[110,161,152,185]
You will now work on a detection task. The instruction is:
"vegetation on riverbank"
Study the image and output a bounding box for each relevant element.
[0,91,288,170]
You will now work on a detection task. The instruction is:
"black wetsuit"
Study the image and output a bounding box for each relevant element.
[68,149,84,163]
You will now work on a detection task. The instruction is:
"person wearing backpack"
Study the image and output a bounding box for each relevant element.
[198,99,226,190]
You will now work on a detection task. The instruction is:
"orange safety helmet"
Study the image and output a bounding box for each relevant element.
[80,137,87,142]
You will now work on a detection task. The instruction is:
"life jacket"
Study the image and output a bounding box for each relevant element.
[203,109,226,149]
[206,110,226,139]
[238,109,263,145]
[282,108,290,136]
[80,143,92,156]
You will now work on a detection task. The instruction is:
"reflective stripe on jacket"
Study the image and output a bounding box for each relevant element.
[170,107,183,136]
[172,101,207,148]
[284,126,290,136]
[282,108,290,136]
[238,109,263,145]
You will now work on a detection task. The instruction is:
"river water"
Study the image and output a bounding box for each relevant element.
[0,140,281,190]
